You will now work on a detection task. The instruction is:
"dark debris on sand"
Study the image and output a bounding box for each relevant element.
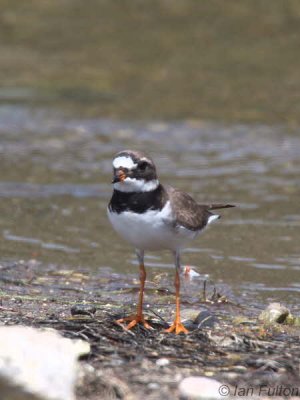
[0,260,300,400]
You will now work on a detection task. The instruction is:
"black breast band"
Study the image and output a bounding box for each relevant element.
[108,184,167,214]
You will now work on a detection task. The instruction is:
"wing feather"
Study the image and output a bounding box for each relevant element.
[166,186,235,232]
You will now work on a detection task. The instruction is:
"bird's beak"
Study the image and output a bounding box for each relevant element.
[112,169,126,183]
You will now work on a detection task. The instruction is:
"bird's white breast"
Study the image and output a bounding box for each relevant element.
[107,201,198,251]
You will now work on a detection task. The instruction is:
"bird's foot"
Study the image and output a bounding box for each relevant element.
[165,321,189,334]
[116,313,152,330]
[183,266,191,278]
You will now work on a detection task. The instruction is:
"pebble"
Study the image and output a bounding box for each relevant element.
[156,358,170,367]
[70,303,97,316]
[258,302,290,324]
[148,382,160,390]
[0,326,90,400]
[204,371,215,377]
[179,376,223,399]
[194,311,219,329]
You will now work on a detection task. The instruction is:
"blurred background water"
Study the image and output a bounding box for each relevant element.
[0,1,299,310]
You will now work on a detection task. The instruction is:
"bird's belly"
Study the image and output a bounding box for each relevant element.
[108,207,198,251]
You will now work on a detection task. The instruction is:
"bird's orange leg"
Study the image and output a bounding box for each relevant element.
[165,267,189,334]
[116,262,152,330]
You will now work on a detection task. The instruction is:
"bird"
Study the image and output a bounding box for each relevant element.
[107,150,235,334]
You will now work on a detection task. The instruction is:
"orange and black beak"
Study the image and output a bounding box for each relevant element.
[112,169,126,183]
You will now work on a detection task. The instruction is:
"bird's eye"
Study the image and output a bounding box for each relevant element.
[139,161,148,170]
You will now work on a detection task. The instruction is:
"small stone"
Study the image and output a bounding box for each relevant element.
[204,371,215,377]
[148,382,160,390]
[156,358,170,367]
[194,311,219,329]
[258,303,291,324]
[179,376,223,399]
[70,303,97,316]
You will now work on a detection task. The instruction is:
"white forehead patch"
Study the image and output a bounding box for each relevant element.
[113,156,137,170]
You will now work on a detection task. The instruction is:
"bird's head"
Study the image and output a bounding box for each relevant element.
[111,150,159,193]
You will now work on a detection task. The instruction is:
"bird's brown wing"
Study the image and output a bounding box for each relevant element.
[166,187,211,231]
[166,186,235,232]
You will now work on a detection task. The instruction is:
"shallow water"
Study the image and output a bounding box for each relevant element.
[0,106,299,312]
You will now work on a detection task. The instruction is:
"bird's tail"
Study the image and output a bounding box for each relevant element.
[207,204,235,210]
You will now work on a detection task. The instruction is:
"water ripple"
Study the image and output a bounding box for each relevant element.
[0,182,109,198]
